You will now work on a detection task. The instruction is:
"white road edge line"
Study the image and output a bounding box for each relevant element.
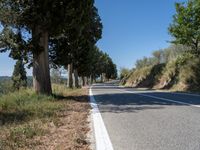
[89,86,114,150]
[120,89,200,108]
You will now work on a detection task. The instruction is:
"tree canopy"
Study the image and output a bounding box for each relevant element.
[169,0,200,54]
[0,0,117,93]
[12,59,27,90]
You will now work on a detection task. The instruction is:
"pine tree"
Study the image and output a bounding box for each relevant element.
[12,59,27,90]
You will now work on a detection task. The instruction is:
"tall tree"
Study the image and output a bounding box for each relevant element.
[12,59,27,90]
[169,0,200,54]
[67,63,73,88]
[74,69,79,88]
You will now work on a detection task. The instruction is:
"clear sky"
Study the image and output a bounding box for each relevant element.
[95,0,185,69]
[0,0,185,76]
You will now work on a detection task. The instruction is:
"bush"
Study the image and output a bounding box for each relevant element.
[0,80,14,95]
[157,60,179,89]
[176,56,200,91]
[124,64,165,88]
[156,52,200,91]
[125,66,153,87]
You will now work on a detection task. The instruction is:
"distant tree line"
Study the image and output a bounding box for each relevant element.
[0,0,117,94]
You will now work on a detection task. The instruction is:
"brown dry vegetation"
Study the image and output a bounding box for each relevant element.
[0,84,91,150]
[122,54,200,92]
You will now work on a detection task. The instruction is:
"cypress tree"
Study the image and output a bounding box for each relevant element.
[12,59,27,90]
[0,0,89,94]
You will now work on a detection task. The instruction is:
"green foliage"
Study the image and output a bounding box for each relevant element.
[12,59,27,90]
[125,66,153,87]
[162,44,187,63]
[0,85,89,149]
[50,68,66,84]
[119,68,131,80]
[176,55,200,91]
[152,50,162,64]
[77,46,117,80]
[158,60,179,89]
[158,53,200,90]
[0,120,47,149]
[0,89,62,125]
[103,53,118,79]
[135,44,187,69]
[125,64,165,88]
[135,57,157,69]
[169,0,200,54]
[49,2,103,78]
[124,45,200,91]
[0,79,14,95]
[0,0,106,94]
[175,52,196,67]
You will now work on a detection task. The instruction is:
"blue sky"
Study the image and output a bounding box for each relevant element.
[0,0,185,76]
[95,0,185,69]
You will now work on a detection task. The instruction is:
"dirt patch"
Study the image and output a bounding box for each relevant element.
[33,89,91,150]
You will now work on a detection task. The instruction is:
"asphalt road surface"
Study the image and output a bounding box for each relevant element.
[91,83,200,150]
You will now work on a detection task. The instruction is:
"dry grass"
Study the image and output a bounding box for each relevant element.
[0,85,91,150]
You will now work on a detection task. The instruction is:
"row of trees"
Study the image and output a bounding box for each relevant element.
[0,0,117,95]
[51,46,117,87]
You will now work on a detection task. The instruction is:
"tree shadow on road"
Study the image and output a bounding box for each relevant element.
[91,87,200,114]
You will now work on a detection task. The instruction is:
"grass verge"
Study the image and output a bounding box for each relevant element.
[0,84,91,150]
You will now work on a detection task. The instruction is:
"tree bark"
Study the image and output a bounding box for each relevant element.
[100,74,103,83]
[32,27,52,95]
[82,76,86,87]
[67,63,73,88]
[86,77,89,85]
[74,69,79,88]
[90,75,93,85]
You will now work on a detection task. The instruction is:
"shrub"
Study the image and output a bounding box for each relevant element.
[176,57,200,91]
[124,64,165,88]
[157,60,179,89]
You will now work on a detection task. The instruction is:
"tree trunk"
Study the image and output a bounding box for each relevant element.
[100,74,103,83]
[32,27,52,95]
[90,75,93,85]
[82,76,86,87]
[67,63,73,88]
[74,69,79,88]
[86,77,89,85]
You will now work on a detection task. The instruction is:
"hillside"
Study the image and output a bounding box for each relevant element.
[121,46,200,92]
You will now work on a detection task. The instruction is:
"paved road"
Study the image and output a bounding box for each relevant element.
[91,83,200,150]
